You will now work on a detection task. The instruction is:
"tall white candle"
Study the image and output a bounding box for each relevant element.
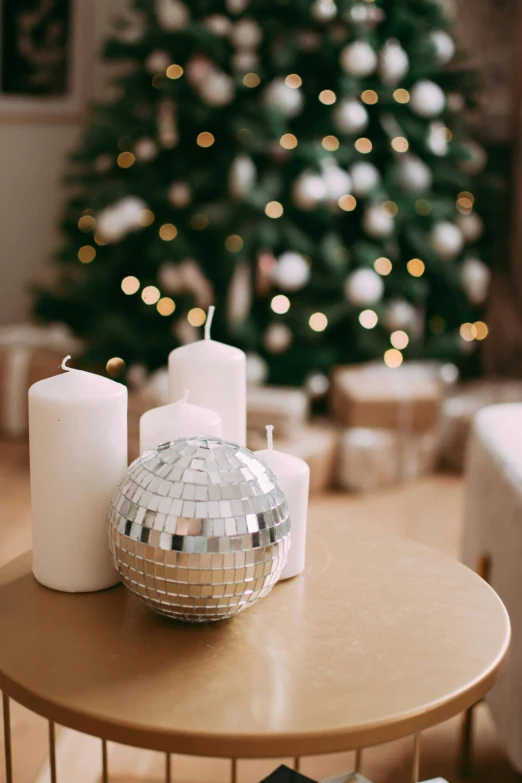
[29,357,127,593]
[255,425,310,580]
[139,389,222,453]
[168,307,246,445]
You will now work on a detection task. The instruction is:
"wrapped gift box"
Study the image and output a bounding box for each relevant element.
[248,385,309,437]
[260,765,319,783]
[337,427,437,493]
[0,324,82,438]
[248,420,339,495]
[439,380,522,472]
[331,363,442,432]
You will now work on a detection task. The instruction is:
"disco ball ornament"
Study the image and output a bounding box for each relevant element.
[108,437,291,623]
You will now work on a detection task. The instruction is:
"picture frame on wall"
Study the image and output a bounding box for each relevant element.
[0,0,93,121]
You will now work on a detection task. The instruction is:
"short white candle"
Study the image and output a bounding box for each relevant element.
[29,357,127,593]
[168,307,246,445]
[139,389,222,453]
[255,425,310,580]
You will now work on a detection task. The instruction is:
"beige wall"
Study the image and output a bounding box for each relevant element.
[0,0,128,325]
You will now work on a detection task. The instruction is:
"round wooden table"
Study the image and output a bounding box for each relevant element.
[0,521,510,783]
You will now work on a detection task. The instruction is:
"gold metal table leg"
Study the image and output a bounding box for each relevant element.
[2,693,13,783]
[354,749,362,773]
[294,757,301,773]
[231,758,238,783]
[49,721,57,783]
[102,739,109,783]
[165,752,171,783]
[411,733,421,783]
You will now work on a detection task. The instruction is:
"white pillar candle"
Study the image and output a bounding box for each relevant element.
[168,307,246,445]
[255,425,310,580]
[29,357,127,593]
[139,389,222,453]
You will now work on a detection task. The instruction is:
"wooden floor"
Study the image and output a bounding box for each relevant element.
[0,440,519,783]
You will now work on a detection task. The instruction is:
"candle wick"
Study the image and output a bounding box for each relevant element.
[204,305,215,340]
[61,355,73,372]
[266,424,274,451]
[181,389,190,404]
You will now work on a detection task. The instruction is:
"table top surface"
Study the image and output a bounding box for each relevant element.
[0,521,510,758]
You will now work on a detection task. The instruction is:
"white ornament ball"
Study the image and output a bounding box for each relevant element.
[430,30,455,64]
[273,251,310,291]
[461,258,491,304]
[349,162,380,196]
[232,50,258,72]
[119,196,148,227]
[158,262,183,293]
[448,92,465,112]
[456,212,484,243]
[264,323,292,353]
[134,137,158,162]
[345,268,384,306]
[155,0,189,31]
[299,31,321,51]
[293,171,328,210]
[94,154,113,173]
[306,372,330,398]
[321,161,352,202]
[126,363,148,390]
[333,99,368,134]
[229,154,256,199]
[363,205,395,238]
[410,80,446,117]
[379,39,409,85]
[185,55,213,85]
[397,155,432,193]
[231,18,262,49]
[312,0,337,22]
[459,141,487,175]
[199,71,235,107]
[384,299,417,331]
[427,121,448,156]
[246,353,268,386]
[430,221,464,259]
[264,78,303,118]
[340,41,378,76]
[96,206,126,243]
[145,50,170,74]
[226,0,249,13]
[168,181,192,208]
[440,362,459,385]
[203,15,232,36]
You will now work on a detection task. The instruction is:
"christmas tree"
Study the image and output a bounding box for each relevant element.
[33,0,493,388]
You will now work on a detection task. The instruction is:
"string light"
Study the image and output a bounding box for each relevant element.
[407,258,425,277]
[280,133,298,149]
[225,234,243,252]
[285,74,302,88]
[243,72,260,87]
[191,213,209,230]
[271,295,290,314]
[457,196,473,215]
[309,312,328,332]
[415,200,432,215]
[265,201,284,218]
[460,322,477,341]
[322,135,339,151]
[159,223,178,240]
[319,90,336,105]
[474,321,488,340]
[391,330,409,349]
[137,209,155,227]
[188,307,206,327]
[391,136,409,153]
[430,316,445,333]
[197,132,215,147]
[78,215,96,232]
[106,357,125,377]
[445,127,453,142]
[458,191,474,204]
[355,138,372,153]
[121,276,140,295]
[142,286,160,305]
[78,245,96,264]
[393,88,410,104]
[166,64,183,79]
[374,257,392,275]
[361,90,378,105]
[94,233,107,246]
[384,348,403,368]
[117,152,135,168]
[157,297,176,316]
[383,201,398,216]
[339,194,357,211]
[359,309,378,329]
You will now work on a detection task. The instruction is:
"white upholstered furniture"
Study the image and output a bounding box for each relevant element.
[463,403,522,772]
